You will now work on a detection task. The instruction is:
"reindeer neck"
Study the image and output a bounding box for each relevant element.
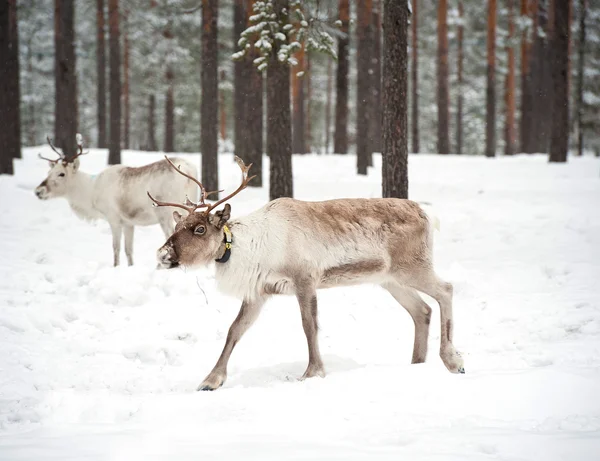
[65,172,101,220]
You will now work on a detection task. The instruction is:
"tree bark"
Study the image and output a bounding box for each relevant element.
[201,0,219,194]
[6,0,21,159]
[268,0,293,200]
[370,0,382,154]
[485,0,497,157]
[164,67,175,153]
[520,0,534,153]
[306,53,312,153]
[108,0,121,164]
[292,42,306,154]
[333,0,349,154]
[148,94,157,151]
[325,57,332,153]
[233,0,246,158]
[219,69,226,141]
[436,0,449,155]
[505,0,516,156]
[456,0,463,155]
[575,0,586,156]
[123,8,130,150]
[96,0,107,148]
[382,0,408,198]
[411,0,419,154]
[54,0,78,159]
[0,2,14,174]
[549,0,570,162]
[356,0,372,174]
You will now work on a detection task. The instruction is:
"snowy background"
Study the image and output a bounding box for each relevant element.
[0,148,599,460]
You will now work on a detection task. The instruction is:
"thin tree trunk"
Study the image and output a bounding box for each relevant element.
[456,0,463,155]
[292,42,306,154]
[549,0,570,162]
[334,0,349,154]
[164,67,175,152]
[244,0,263,187]
[0,2,14,174]
[306,53,312,153]
[411,0,419,154]
[356,0,372,174]
[575,0,586,156]
[96,0,107,148]
[382,0,408,198]
[520,0,534,153]
[437,0,449,155]
[505,0,516,156]
[201,0,219,194]
[219,69,226,140]
[485,0,497,157]
[108,0,121,164]
[233,0,246,158]
[325,57,332,153]
[123,8,130,150]
[54,0,77,159]
[268,0,293,199]
[7,0,21,159]
[26,37,35,146]
[370,0,382,154]
[148,94,157,151]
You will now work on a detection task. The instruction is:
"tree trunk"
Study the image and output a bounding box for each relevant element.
[456,0,463,155]
[201,0,219,194]
[382,0,408,198]
[505,0,516,156]
[520,0,534,153]
[219,69,226,141]
[292,42,306,154]
[0,2,14,174]
[164,67,175,153]
[356,0,372,174]
[334,0,349,154]
[411,0,419,154]
[306,53,312,153]
[26,37,35,146]
[244,0,263,187]
[233,0,246,158]
[108,0,121,164]
[436,0,449,155]
[6,0,21,159]
[485,0,497,157]
[370,0,382,154]
[325,57,332,153]
[575,0,586,156]
[96,0,107,148]
[123,8,130,150]
[268,0,293,200]
[54,0,78,159]
[549,0,570,162]
[148,94,157,151]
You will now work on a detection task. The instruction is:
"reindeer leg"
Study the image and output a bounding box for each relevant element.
[382,282,432,364]
[295,280,325,380]
[109,221,122,267]
[123,225,134,266]
[198,296,267,391]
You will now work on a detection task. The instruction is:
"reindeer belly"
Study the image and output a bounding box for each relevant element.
[117,198,158,226]
[319,259,387,288]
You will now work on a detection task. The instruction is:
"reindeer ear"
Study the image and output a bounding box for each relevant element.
[71,158,80,172]
[173,211,183,223]
[209,203,231,229]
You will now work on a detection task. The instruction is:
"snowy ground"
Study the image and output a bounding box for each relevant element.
[0,147,599,460]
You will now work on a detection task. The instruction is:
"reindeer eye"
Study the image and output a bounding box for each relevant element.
[58,173,65,177]
[194,225,206,235]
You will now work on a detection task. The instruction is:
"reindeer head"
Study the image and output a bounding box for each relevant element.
[152,156,255,269]
[35,134,88,200]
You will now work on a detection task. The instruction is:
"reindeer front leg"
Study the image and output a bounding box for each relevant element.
[198,296,267,391]
[295,279,326,380]
[108,220,122,267]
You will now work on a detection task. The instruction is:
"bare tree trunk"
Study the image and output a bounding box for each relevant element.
[201,0,219,194]
[292,43,306,154]
[456,0,463,155]
[96,0,107,148]
[334,0,349,154]
[356,0,372,174]
[370,0,382,154]
[268,0,293,199]
[108,0,121,164]
[219,69,226,141]
[148,94,157,151]
[485,0,497,157]
[164,67,174,153]
[26,37,35,146]
[505,0,516,156]
[549,0,570,162]
[575,0,586,156]
[325,57,332,153]
[54,0,78,159]
[123,8,130,150]
[382,0,408,198]
[233,0,246,158]
[411,0,419,154]
[520,0,534,153]
[0,2,14,174]
[7,0,21,159]
[306,53,312,153]
[437,0,449,155]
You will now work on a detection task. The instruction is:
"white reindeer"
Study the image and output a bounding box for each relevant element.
[152,157,464,391]
[35,135,198,266]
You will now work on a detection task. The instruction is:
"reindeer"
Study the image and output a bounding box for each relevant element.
[35,135,198,266]
[152,157,464,391]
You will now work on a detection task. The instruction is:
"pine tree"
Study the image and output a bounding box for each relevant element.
[147,94,157,151]
[369,0,382,154]
[520,0,533,153]
[108,0,121,164]
[123,8,130,150]
[292,42,306,153]
[455,0,463,155]
[356,0,373,174]
[485,0,496,157]
[96,0,107,148]
[437,0,449,155]
[7,0,21,160]
[575,0,586,156]
[0,1,14,174]
[411,0,420,154]
[233,0,246,159]
[505,0,516,156]
[334,0,349,154]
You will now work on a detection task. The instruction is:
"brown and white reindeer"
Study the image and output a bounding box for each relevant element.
[35,135,198,266]
[153,157,464,391]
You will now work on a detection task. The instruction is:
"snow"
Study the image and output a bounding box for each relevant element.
[1,148,600,460]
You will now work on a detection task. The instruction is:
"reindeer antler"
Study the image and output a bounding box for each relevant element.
[39,136,66,164]
[41,134,88,164]
[149,155,255,215]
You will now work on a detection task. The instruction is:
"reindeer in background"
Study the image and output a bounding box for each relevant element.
[35,135,198,266]
[153,157,464,391]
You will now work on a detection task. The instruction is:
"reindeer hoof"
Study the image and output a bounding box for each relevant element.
[197,371,226,391]
[458,367,465,374]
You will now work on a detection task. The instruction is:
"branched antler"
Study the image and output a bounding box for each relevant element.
[40,134,88,164]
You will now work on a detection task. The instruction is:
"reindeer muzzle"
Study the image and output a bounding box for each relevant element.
[35,183,49,200]
[157,243,179,269]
